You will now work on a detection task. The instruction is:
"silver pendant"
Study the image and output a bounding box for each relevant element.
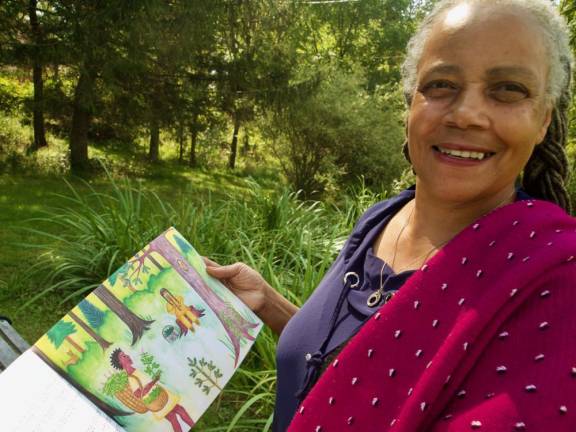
[367,290,382,307]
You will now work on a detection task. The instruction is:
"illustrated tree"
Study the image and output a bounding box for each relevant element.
[187,357,223,395]
[173,234,193,256]
[66,300,112,351]
[93,285,154,346]
[46,320,85,354]
[128,247,164,279]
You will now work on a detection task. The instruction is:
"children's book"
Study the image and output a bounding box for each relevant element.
[0,227,263,432]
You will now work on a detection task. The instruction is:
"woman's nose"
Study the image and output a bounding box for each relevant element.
[443,87,490,130]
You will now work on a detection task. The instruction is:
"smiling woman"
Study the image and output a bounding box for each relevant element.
[204,0,576,431]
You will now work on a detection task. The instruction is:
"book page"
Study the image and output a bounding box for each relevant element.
[30,227,263,432]
[0,350,123,432]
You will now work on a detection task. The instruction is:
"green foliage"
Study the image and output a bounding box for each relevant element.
[140,352,161,378]
[78,300,106,329]
[0,76,29,114]
[142,386,162,405]
[188,357,223,395]
[263,66,407,197]
[46,320,76,348]
[102,370,129,396]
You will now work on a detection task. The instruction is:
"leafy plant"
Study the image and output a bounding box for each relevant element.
[141,352,161,378]
[188,357,224,395]
[102,371,129,396]
[143,386,162,405]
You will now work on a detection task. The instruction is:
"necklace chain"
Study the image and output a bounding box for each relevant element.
[367,190,517,308]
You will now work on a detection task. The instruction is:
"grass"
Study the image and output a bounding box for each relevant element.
[0,170,276,341]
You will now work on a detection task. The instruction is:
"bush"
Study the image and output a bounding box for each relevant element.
[0,76,30,115]
[262,66,408,198]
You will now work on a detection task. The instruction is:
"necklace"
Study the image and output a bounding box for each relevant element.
[367,202,444,307]
[366,190,516,308]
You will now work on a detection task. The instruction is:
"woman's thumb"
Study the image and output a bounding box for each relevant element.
[205,262,241,279]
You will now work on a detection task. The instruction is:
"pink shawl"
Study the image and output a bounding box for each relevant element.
[288,199,576,431]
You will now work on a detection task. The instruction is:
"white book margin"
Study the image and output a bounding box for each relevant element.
[0,350,124,432]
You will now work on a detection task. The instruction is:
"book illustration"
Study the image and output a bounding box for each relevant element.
[105,349,195,431]
[160,288,205,336]
[33,227,263,432]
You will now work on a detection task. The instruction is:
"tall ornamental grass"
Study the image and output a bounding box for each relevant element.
[21,175,384,430]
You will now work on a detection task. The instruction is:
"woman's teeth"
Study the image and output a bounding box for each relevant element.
[437,146,490,160]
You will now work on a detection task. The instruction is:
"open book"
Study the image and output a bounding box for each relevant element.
[0,227,263,432]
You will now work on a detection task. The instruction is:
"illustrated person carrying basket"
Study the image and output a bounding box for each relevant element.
[110,349,195,432]
[114,373,169,414]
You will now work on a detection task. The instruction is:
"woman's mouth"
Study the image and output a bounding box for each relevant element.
[433,145,495,161]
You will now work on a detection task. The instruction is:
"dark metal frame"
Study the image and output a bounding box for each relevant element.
[0,317,29,371]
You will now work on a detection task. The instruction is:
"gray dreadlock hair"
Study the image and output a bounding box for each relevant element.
[401,0,574,212]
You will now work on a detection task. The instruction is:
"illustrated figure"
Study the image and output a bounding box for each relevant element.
[160,288,205,336]
[110,349,195,432]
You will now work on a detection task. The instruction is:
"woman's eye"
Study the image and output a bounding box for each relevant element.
[489,83,529,103]
[419,80,458,99]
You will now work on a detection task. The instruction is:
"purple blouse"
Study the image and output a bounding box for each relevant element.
[272,188,529,431]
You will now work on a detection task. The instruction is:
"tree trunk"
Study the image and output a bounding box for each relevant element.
[189,126,198,168]
[241,129,249,156]
[148,116,160,162]
[70,68,95,173]
[32,347,133,418]
[93,285,154,346]
[68,311,112,351]
[228,114,240,169]
[65,335,85,353]
[189,112,199,168]
[178,121,184,163]
[29,0,47,151]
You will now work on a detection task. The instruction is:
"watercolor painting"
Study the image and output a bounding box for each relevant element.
[34,227,263,432]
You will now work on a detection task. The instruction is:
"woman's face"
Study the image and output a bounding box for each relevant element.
[407,4,552,205]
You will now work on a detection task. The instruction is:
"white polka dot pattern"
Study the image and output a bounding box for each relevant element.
[288,200,576,432]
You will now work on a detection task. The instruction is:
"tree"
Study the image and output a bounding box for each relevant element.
[264,67,406,196]
[46,320,85,354]
[50,1,155,172]
[69,301,112,351]
[188,357,223,395]
[93,285,154,346]
[28,0,47,150]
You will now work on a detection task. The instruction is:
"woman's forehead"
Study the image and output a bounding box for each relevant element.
[418,4,548,76]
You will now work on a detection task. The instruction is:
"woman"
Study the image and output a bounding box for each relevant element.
[206,0,576,430]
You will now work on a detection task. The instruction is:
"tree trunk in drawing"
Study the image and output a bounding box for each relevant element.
[68,311,112,351]
[66,335,85,353]
[150,234,259,366]
[32,346,132,419]
[93,285,154,345]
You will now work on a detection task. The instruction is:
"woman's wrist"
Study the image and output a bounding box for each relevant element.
[258,283,299,335]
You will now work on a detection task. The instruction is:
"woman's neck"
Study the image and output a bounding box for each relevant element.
[409,185,516,246]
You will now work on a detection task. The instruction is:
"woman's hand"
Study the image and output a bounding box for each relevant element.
[203,258,269,314]
[203,257,299,335]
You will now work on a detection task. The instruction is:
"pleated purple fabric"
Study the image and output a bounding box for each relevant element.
[288,199,576,431]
